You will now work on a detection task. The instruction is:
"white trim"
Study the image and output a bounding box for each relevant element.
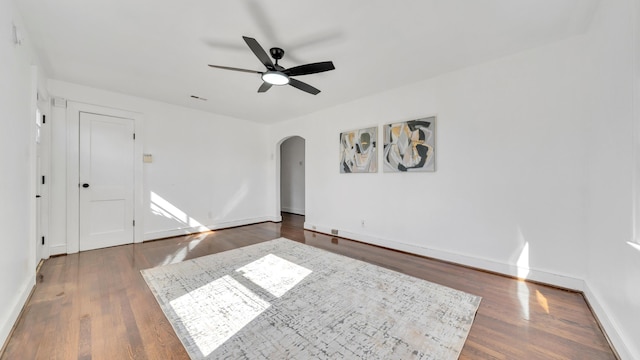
[304,222,585,291]
[633,0,640,244]
[0,277,34,350]
[133,119,144,244]
[28,66,38,272]
[66,102,144,254]
[274,135,307,218]
[274,138,284,216]
[583,283,638,360]
[37,79,51,261]
[49,244,67,256]
[304,223,640,357]
[65,102,77,253]
[281,206,305,215]
[143,216,281,241]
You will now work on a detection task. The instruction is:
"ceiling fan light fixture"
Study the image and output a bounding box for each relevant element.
[262,71,289,85]
[208,36,333,94]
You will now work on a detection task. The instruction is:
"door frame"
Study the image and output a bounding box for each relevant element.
[278,136,306,216]
[66,102,144,254]
[35,106,50,262]
[31,65,51,266]
[274,135,306,219]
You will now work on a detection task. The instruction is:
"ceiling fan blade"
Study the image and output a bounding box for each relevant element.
[243,36,275,70]
[258,82,272,93]
[208,64,262,74]
[283,61,335,77]
[289,78,321,95]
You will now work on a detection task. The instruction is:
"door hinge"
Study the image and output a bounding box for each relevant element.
[133,220,136,227]
[41,236,45,245]
[42,175,45,185]
[133,133,136,140]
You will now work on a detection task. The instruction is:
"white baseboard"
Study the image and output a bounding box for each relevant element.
[281,206,305,215]
[304,223,584,291]
[1,276,35,352]
[143,216,280,241]
[305,223,640,357]
[49,244,67,256]
[583,284,637,360]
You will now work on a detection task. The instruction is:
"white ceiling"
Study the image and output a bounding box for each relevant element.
[17,0,599,124]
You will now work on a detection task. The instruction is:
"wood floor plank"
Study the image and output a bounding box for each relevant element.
[1,213,617,359]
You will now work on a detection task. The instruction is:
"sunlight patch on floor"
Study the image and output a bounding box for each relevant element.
[535,290,549,314]
[160,233,207,266]
[169,275,270,357]
[237,253,312,297]
[516,241,530,320]
[169,254,311,356]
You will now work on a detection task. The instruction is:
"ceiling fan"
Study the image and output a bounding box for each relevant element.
[208,36,335,95]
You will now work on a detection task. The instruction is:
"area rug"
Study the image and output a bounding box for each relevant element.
[141,238,481,359]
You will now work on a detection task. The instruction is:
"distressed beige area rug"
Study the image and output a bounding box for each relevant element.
[141,237,481,359]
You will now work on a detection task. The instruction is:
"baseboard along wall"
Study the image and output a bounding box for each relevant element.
[304,221,635,360]
[49,244,67,256]
[583,284,636,360]
[281,206,305,216]
[0,278,35,357]
[143,216,281,241]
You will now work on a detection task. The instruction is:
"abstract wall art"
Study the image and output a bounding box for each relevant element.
[383,116,436,172]
[339,126,378,173]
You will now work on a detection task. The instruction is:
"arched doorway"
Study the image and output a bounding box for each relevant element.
[279,136,305,216]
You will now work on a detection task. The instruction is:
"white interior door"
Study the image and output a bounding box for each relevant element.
[79,112,135,251]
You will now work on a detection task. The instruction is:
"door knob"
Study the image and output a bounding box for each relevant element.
[82,183,90,188]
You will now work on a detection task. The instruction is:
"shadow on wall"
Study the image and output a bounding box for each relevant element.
[150,191,208,232]
[147,182,251,264]
[149,181,248,226]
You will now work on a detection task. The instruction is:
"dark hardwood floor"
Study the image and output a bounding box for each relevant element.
[2,213,617,359]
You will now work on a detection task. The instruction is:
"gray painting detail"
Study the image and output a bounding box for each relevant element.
[141,238,481,359]
[340,126,378,173]
[383,117,436,172]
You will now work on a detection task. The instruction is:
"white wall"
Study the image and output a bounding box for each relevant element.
[280,136,305,215]
[267,2,639,357]
[0,0,44,348]
[269,32,591,288]
[47,80,273,248]
[5,0,636,357]
[583,0,640,359]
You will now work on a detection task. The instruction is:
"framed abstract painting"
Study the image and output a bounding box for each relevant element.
[339,126,378,173]
[383,116,436,172]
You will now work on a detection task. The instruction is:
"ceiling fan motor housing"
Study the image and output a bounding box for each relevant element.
[270,47,285,61]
